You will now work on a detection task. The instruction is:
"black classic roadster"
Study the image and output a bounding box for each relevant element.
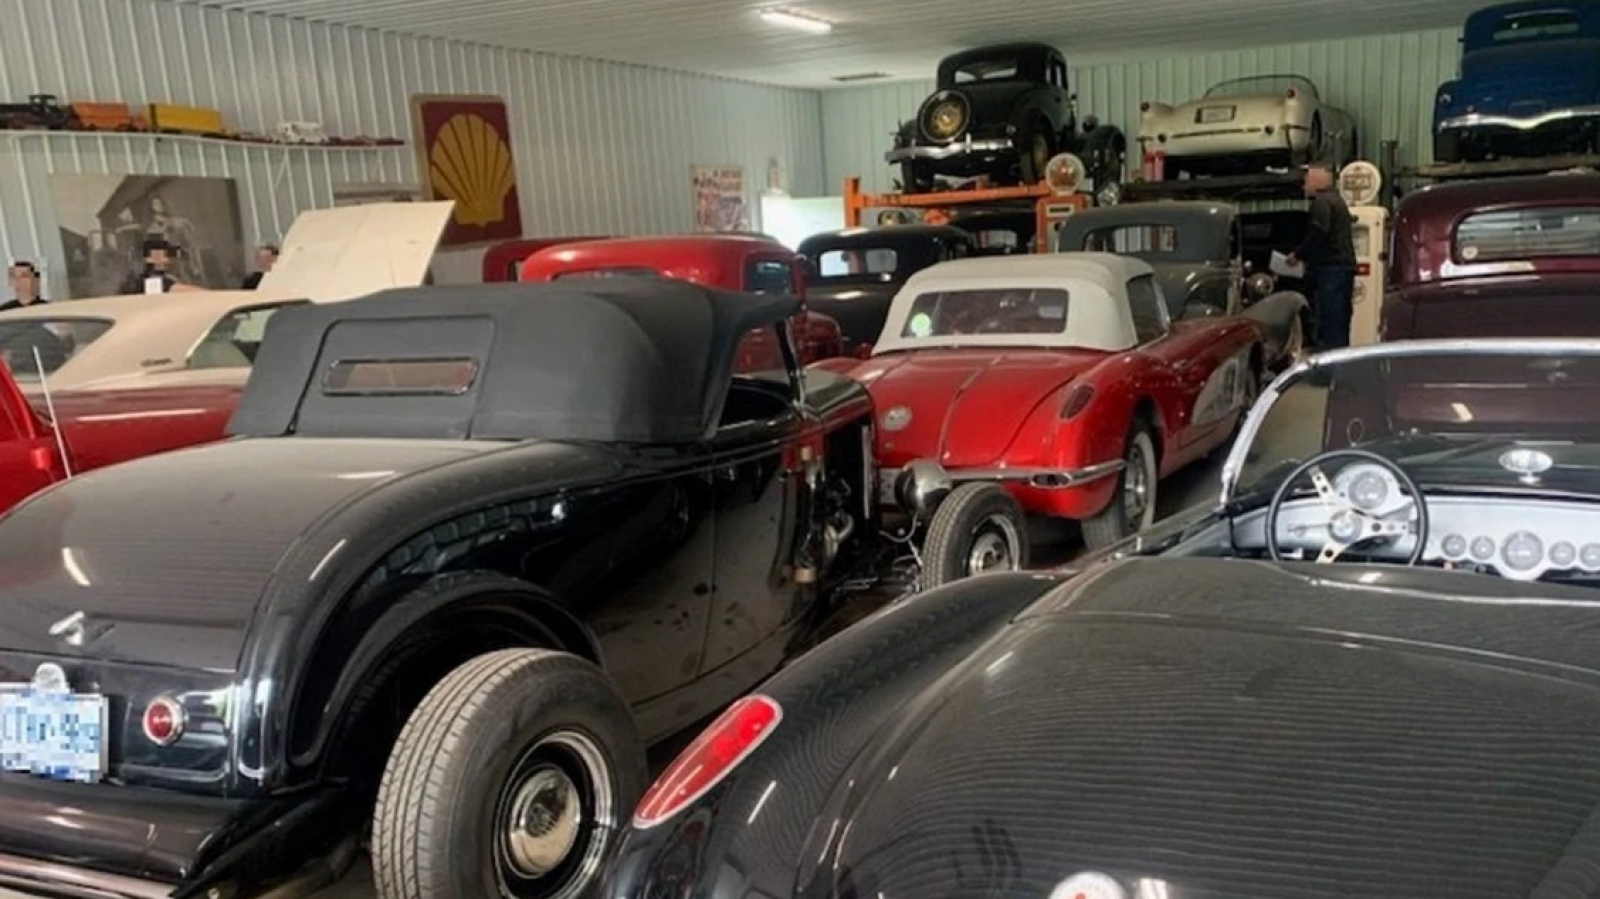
[605,340,1600,899]
[0,281,879,899]
[885,43,1126,194]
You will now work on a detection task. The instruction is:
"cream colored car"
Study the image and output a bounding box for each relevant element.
[1138,75,1356,179]
[0,201,451,392]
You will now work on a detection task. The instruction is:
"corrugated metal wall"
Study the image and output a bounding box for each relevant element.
[822,28,1462,195]
[0,0,823,293]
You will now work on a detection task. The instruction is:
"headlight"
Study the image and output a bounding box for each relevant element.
[1246,272,1276,298]
[919,91,970,143]
[1045,152,1087,194]
[894,460,953,515]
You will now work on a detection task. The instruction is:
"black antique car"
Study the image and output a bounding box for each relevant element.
[1058,200,1307,365]
[885,42,1126,193]
[797,224,976,353]
[604,339,1600,899]
[0,280,880,899]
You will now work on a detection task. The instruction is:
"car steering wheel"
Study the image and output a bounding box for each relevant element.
[1264,449,1429,565]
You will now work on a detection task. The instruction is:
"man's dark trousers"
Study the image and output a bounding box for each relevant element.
[1312,264,1355,350]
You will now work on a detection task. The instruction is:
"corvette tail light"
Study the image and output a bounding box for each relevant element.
[1285,87,1298,99]
[1059,383,1095,419]
[142,696,186,746]
[632,694,781,829]
[1139,101,1151,112]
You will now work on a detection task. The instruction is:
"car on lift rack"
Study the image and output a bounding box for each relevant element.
[884,42,1126,194]
[812,251,1265,587]
[797,224,978,354]
[1433,1,1600,162]
[1058,200,1308,365]
[520,233,847,366]
[0,279,881,899]
[1138,75,1357,178]
[1384,170,1600,338]
[603,339,1600,899]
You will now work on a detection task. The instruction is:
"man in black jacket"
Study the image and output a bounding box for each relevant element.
[241,244,278,289]
[1286,163,1357,350]
[119,237,180,294]
[0,261,46,311]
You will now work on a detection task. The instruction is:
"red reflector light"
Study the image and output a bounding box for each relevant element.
[1286,87,1298,99]
[1357,263,1371,276]
[632,694,781,829]
[142,696,185,746]
[1139,101,1151,112]
[1059,383,1095,419]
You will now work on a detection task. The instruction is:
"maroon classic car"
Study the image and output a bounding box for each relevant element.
[1385,172,1600,339]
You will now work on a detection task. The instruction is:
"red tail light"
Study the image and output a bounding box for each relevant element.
[142,696,185,746]
[1139,101,1151,112]
[1285,87,1298,99]
[1059,383,1095,419]
[632,694,781,829]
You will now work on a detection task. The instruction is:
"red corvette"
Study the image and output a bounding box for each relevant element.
[0,362,238,514]
[814,250,1268,587]
[520,234,845,367]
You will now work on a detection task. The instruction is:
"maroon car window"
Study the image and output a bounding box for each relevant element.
[1454,207,1600,263]
[817,249,897,278]
[1492,10,1579,40]
[901,288,1069,338]
[322,357,480,396]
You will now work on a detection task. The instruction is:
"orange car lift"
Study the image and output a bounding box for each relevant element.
[841,177,1088,253]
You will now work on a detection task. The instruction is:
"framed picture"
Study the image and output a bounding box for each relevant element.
[411,94,524,247]
[690,164,749,232]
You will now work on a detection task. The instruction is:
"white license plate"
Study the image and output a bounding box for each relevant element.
[0,684,108,783]
[1198,106,1236,123]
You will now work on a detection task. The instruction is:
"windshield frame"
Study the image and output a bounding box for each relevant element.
[1220,338,1600,506]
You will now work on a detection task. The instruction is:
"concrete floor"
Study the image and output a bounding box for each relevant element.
[0,432,1259,899]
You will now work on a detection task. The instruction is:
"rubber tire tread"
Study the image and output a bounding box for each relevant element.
[372,648,645,899]
[920,482,1028,590]
[1081,422,1158,550]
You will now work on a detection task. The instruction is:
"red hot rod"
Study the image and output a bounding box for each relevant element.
[815,249,1268,587]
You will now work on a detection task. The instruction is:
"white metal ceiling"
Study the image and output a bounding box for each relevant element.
[168,0,1486,87]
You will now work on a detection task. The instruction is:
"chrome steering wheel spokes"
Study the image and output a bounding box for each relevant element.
[1265,450,1430,566]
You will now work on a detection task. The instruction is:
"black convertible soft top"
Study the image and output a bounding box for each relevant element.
[229,280,799,444]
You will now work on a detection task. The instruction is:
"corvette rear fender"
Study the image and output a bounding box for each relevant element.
[604,570,1070,899]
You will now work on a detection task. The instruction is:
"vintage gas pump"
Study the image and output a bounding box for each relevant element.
[1339,161,1387,346]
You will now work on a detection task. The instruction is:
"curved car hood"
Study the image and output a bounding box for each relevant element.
[854,348,1107,468]
[0,438,494,671]
[798,557,1600,899]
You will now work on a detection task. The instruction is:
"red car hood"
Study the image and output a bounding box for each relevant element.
[854,348,1109,468]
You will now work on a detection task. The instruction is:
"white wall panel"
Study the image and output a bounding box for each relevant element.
[0,0,822,293]
[822,28,1462,195]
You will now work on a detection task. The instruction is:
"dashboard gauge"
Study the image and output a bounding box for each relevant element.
[1501,531,1544,572]
[1583,544,1600,571]
[1335,463,1399,512]
[1551,541,1578,568]
[1440,534,1467,558]
[1470,536,1496,562]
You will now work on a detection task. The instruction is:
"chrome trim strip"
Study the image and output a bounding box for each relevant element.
[0,852,172,899]
[947,459,1127,488]
[884,138,1013,162]
[1218,338,1600,506]
[1439,105,1600,132]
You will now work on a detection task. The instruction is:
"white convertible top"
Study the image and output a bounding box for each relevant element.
[872,252,1150,354]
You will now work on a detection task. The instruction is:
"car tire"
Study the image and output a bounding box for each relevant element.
[372,648,647,899]
[1082,422,1159,550]
[900,160,934,194]
[919,482,1028,589]
[1018,117,1055,185]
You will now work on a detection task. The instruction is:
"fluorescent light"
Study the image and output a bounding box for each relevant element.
[760,8,833,33]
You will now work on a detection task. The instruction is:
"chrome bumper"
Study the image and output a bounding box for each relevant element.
[1439,105,1600,132]
[877,460,1125,507]
[0,852,171,899]
[884,136,1014,163]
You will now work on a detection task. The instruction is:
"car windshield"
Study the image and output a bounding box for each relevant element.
[1491,9,1581,40]
[0,318,113,380]
[815,248,899,280]
[1203,75,1316,99]
[1229,343,1600,504]
[187,302,296,369]
[899,288,1069,338]
[953,57,1020,82]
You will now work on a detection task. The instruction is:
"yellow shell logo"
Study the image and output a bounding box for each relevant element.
[428,112,515,227]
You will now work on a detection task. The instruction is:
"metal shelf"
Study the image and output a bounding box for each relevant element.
[0,129,405,151]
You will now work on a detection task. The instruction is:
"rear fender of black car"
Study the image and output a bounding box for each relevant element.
[1242,290,1308,359]
[603,570,1068,899]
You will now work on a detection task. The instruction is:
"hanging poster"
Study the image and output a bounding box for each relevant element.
[48,174,245,298]
[411,93,523,247]
[690,164,749,232]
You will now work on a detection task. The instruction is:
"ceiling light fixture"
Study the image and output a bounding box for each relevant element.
[760,8,833,34]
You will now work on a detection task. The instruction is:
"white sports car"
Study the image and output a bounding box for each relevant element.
[1137,75,1356,179]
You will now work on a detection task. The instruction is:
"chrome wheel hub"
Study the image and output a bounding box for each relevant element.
[504,766,582,878]
[966,514,1021,575]
[1123,445,1150,524]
